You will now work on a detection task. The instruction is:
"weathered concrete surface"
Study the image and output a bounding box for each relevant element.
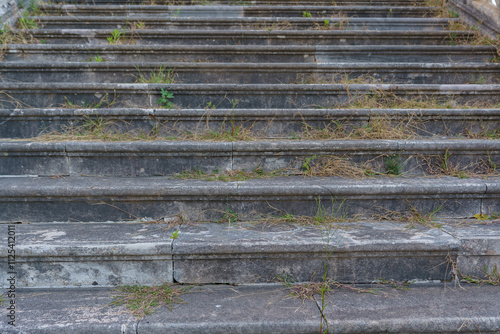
[323,283,500,333]
[0,288,138,333]
[0,220,497,287]
[0,176,497,222]
[1,284,499,333]
[41,0,429,5]
[0,0,21,26]
[32,16,454,31]
[0,222,174,287]
[1,83,500,109]
[2,62,499,85]
[140,284,321,334]
[4,44,495,63]
[28,28,469,46]
[450,0,500,38]
[446,220,500,277]
[2,108,499,139]
[38,4,434,17]
[173,221,459,283]
[1,139,499,176]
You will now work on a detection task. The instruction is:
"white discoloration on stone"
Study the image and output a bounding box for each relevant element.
[39,230,67,241]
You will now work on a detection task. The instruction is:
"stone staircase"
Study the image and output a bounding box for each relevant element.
[1,0,500,332]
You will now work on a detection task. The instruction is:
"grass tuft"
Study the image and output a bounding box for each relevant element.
[111,283,192,319]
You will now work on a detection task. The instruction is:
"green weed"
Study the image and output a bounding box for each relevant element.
[384,154,403,175]
[157,89,175,108]
[462,265,500,286]
[107,28,123,44]
[216,207,239,224]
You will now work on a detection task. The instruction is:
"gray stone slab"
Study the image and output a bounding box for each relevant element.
[0,176,496,222]
[29,28,466,46]
[450,0,500,39]
[3,44,494,63]
[3,61,499,85]
[0,284,499,333]
[322,284,500,333]
[2,44,318,63]
[0,141,68,176]
[3,138,500,176]
[444,221,500,277]
[314,45,496,63]
[66,141,232,176]
[0,222,175,287]
[0,108,156,139]
[0,288,138,333]
[2,108,499,139]
[38,4,434,17]
[33,16,454,31]
[140,284,321,334]
[43,0,428,5]
[1,83,500,109]
[173,221,459,283]
[242,5,435,17]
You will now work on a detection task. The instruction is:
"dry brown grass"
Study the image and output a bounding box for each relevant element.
[299,115,418,141]
[301,155,375,178]
[373,203,445,228]
[111,283,192,319]
[173,167,293,181]
[0,25,38,56]
[343,89,477,110]
[422,151,499,178]
[426,0,458,18]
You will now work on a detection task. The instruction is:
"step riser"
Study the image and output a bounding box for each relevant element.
[5,46,493,63]
[36,22,449,31]
[1,84,499,109]
[0,222,464,287]
[31,30,463,46]
[0,223,173,288]
[44,0,429,5]
[2,109,499,139]
[0,177,498,222]
[33,18,451,31]
[0,221,497,287]
[40,6,435,17]
[2,65,498,85]
[1,141,499,177]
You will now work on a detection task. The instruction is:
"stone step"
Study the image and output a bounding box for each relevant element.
[4,44,494,63]
[1,220,499,287]
[44,0,430,5]
[1,83,499,109]
[1,62,498,85]
[1,139,499,177]
[32,16,454,31]
[38,4,436,17]
[2,283,500,333]
[0,176,498,222]
[2,108,499,139]
[26,28,469,45]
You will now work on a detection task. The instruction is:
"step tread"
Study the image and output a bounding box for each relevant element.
[2,138,500,149]
[1,175,498,195]
[3,61,498,68]
[2,284,500,333]
[1,220,498,286]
